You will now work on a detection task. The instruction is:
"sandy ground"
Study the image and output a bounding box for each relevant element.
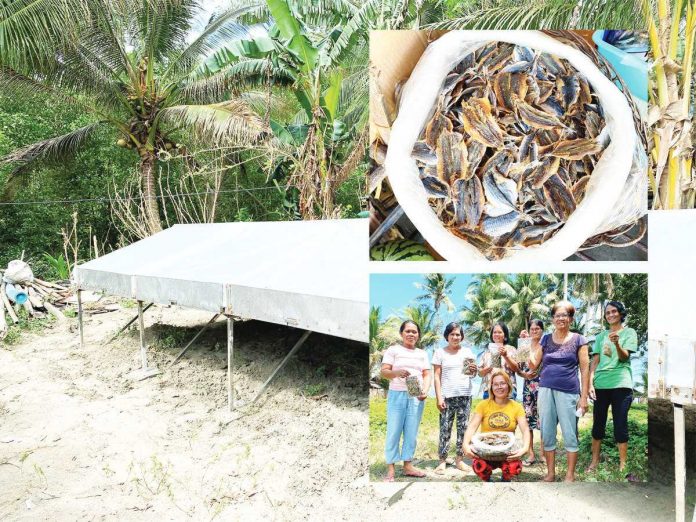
[0,305,691,521]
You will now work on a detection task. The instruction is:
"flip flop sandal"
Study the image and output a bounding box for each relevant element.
[383,475,395,483]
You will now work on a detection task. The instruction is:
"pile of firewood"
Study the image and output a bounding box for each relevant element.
[0,260,71,340]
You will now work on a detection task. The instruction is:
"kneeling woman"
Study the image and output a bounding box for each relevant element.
[463,369,530,482]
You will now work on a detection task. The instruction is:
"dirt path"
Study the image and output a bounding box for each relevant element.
[0,306,688,520]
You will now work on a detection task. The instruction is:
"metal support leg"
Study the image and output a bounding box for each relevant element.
[127,300,160,381]
[77,288,84,349]
[171,313,221,365]
[675,404,686,522]
[227,316,234,412]
[106,303,153,344]
[245,330,312,407]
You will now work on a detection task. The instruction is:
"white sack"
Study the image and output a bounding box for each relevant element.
[385,30,647,261]
[3,260,34,284]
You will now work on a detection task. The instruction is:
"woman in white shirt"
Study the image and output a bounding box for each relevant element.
[380,320,431,481]
[433,322,477,473]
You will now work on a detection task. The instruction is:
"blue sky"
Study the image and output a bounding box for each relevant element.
[370,273,474,326]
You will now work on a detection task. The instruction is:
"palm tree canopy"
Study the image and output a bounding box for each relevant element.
[0,0,268,176]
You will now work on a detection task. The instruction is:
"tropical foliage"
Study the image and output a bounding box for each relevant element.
[0,0,270,234]
[370,273,648,389]
[646,0,696,208]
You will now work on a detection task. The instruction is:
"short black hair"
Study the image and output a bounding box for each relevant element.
[604,300,627,323]
[530,319,544,330]
[443,322,464,340]
[490,322,510,344]
[399,320,421,335]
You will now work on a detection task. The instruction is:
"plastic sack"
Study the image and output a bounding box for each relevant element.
[471,431,517,460]
[385,30,647,261]
[3,260,34,284]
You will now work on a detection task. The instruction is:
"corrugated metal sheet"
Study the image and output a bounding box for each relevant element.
[75,219,368,342]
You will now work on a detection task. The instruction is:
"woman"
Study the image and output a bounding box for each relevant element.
[380,320,431,482]
[463,369,530,482]
[529,300,590,482]
[432,322,477,473]
[587,301,638,473]
[517,320,544,466]
[479,322,518,400]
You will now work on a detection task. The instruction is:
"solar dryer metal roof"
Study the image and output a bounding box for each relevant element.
[75,219,369,342]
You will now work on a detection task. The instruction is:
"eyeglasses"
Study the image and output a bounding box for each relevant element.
[492,383,508,388]
[553,313,570,319]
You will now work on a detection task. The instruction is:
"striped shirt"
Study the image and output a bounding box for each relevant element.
[382,345,430,392]
[432,346,475,398]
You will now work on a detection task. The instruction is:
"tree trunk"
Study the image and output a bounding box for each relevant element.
[140,151,162,234]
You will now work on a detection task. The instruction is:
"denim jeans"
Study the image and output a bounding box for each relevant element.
[538,387,579,452]
[385,390,425,464]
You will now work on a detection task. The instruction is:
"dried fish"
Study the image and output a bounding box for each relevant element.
[551,138,603,160]
[461,97,505,149]
[436,131,468,184]
[384,42,609,257]
[543,174,577,221]
[422,175,450,198]
[425,111,453,149]
[530,157,561,189]
[515,98,565,129]
[493,72,529,111]
[454,176,485,227]
[411,141,437,165]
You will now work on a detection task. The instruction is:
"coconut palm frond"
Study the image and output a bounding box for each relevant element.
[1,122,104,177]
[158,101,266,144]
[0,0,91,67]
[163,3,264,80]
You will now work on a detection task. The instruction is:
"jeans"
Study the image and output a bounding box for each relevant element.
[538,387,579,452]
[385,390,425,464]
[592,387,633,443]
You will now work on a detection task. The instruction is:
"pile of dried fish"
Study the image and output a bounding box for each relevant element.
[407,43,608,259]
[405,374,423,397]
[478,433,513,447]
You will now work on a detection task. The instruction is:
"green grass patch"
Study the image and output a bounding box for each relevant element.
[2,307,56,346]
[369,397,647,482]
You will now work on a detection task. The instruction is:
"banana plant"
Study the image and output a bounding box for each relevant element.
[205,0,370,219]
[646,0,696,208]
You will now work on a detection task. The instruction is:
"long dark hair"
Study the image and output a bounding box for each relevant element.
[490,322,510,344]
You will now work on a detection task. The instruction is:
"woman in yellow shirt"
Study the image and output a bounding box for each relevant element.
[463,369,530,481]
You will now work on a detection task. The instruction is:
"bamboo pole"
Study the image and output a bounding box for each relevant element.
[0,293,7,339]
[44,301,66,322]
[27,287,44,309]
[0,283,19,324]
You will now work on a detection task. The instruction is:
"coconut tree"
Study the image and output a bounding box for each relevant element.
[0,0,268,234]
[430,0,643,29]
[414,273,455,313]
[570,273,615,324]
[494,274,560,333]
[460,275,502,346]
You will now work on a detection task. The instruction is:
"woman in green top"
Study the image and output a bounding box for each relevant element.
[587,301,638,473]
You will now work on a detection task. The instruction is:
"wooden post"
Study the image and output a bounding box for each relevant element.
[227,316,234,412]
[77,289,84,348]
[675,404,686,522]
[138,300,147,370]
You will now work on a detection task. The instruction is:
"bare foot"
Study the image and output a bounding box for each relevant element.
[585,463,598,473]
[403,465,426,478]
[435,461,447,474]
[455,460,469,472]
[542,474,556,482]
[564,475,576,482]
